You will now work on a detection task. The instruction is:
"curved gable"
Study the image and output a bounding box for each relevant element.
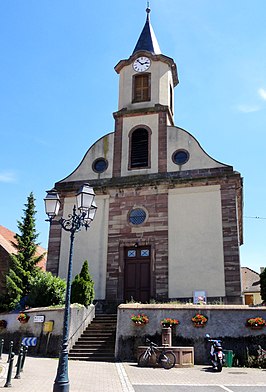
[59,132,114,183]
[167,126,230,172]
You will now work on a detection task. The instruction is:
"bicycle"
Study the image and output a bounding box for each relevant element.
[138,339,176,369]
[257,345,266,363]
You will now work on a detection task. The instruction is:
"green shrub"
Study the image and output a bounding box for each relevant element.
[71,260,94,307]
[26,271,66,307]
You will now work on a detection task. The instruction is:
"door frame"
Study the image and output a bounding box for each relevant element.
[117,240,155,302]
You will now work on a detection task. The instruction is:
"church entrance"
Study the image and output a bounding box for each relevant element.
[124,246,151,303]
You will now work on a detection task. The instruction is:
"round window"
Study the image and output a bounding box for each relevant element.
[92,158,108,173]
[172,149,189,165]
[129,208,147,225]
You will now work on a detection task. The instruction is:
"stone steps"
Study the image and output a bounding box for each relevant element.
[69,313,117,362]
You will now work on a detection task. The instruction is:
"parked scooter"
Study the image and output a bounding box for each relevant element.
[205,334,225,372]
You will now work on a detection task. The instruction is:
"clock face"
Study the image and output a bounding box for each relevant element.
[133,57,151,72]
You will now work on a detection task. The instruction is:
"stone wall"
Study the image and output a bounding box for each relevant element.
[0,305,95,357]
[106,185,169,301]
[116,304,266,364]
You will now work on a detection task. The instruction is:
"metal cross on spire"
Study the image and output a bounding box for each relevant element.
[146,1,151,19]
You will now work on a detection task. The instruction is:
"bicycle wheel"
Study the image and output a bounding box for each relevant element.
[138,351,150,367]
[159,350,176,369]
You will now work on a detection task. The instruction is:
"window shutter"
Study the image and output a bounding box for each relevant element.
[130,128,149,168]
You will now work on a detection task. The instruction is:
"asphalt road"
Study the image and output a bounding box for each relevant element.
[133,386,266,392]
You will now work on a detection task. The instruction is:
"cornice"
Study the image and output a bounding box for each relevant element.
[114,51,179,87]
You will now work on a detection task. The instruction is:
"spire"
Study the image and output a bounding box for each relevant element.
[132,4,161,55]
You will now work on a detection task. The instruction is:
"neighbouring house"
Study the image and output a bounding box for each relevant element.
[0,225,47,293]
[241,267,262,305]
[46,6,243,308]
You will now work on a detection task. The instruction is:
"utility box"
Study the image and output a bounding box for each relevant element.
[224,350,234,367]
[43,321,54,333]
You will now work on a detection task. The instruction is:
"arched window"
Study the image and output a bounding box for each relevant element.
[130,128,149,168]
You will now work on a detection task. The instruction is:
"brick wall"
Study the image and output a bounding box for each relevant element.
[158,111,167,172]
[221,178,242,304]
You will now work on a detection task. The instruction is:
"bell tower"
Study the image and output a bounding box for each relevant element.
[113,6,179,177]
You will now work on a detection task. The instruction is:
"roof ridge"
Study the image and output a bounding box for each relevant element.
[0,224,47,258]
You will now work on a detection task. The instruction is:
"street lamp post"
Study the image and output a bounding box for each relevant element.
[44,184,97,392]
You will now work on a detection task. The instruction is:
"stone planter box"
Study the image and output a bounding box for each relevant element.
[137,346,194,367]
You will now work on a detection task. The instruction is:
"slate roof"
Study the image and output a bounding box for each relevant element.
[132,6,161,55]
[0,225,47,270]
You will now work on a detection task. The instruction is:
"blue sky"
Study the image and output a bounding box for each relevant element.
[0,1,265,273]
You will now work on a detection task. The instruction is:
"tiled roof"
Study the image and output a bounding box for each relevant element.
[0,225,47,270]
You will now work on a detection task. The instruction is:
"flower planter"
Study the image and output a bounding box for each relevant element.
[246,317,266,330]
[249,325,264,330]
[19,319,29,324]
[17,313,30,324]
[133,322,146,327]
[193,323,206,328]
[161,318,179,328]
[191,314,208,327]
[0,320,7,329]
[131,313,149,325]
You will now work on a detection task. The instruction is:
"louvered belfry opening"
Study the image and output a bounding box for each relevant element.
[130,128,149,168]
[133,74,150,102]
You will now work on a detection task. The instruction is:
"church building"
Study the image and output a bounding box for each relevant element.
[46,7,243,306]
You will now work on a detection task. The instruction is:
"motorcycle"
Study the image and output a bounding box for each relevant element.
[205,334,225,372]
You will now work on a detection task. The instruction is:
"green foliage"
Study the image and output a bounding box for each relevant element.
[4,192,46,310]
[0,294,11,312]
[260,267,266,302]
[5,269,23,309]
[71,260,94,307]
[26,271,66,308]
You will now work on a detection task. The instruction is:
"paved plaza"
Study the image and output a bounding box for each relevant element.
[0,354,266,391]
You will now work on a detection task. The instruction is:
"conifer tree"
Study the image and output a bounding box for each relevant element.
[71,260,95,306]
[5,192,45,309]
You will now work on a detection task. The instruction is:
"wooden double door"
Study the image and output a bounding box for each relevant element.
[124,246,151,303]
